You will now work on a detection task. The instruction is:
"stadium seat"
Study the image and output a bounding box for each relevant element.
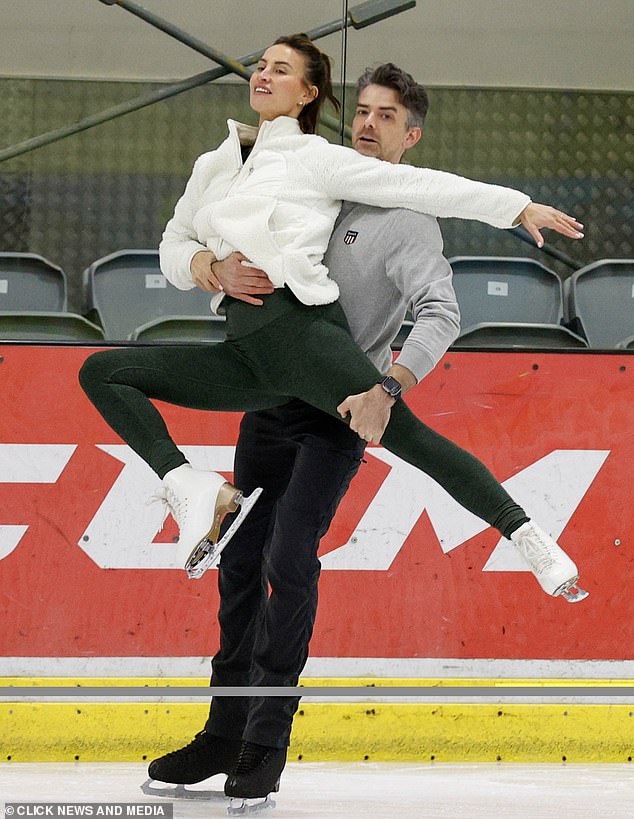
[0,252,67,312]
[83,250,214,340]
[448,256,578,347]
[0,312,104,342]
[616,335,634,350]
[451,322,588,349]
[449,256,564,326]
[565,259,634,348]
[130,315,226,343]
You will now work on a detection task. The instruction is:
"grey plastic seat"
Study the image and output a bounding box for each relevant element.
[451,322,588,349]
[0,312,104,341]
[450,256,564,324]
[83,250,214,340]
[565,259,634,348]
[130,315,227,343]
[616,334,634,350]
[448,256,577,348]
[0,253,67,312]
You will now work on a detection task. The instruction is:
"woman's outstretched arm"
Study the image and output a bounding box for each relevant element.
[310,142,583,241]
[516,203,583,246]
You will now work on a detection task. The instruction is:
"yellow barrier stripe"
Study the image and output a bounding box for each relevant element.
[291,703,634,763]
[1,677,633,688]
[1,702,633,763]
[2,677,632,763]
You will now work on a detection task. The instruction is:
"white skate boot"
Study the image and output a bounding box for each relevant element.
[510,521,588,603]
[161,465,262,579]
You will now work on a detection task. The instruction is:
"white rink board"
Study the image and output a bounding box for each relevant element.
[3,656,634,679]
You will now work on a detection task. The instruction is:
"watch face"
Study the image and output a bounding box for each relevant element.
[382,376,402,397]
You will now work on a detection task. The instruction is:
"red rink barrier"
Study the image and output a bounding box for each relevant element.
[1,345,632,661]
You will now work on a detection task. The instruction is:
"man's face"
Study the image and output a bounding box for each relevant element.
[351,84,421,164]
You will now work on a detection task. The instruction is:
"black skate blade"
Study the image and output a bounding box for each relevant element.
[227,795,276,815]
[140,778,226,801]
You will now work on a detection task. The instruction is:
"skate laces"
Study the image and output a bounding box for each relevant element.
[161,731,212,762]
[233,742,271,775]
[147,486,185,530]
[516,528,558,576]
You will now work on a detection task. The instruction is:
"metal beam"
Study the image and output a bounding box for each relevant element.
[98,0,251,80]
[348,0,416,28]
[1,1,571,268]
[101,0,415,52]
[510,226,582,269]
[0,0,415,162]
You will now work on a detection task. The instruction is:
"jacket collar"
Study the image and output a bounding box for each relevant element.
[227,116,303,146]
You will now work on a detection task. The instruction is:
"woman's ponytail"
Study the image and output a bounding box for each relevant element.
[274,34,340,134]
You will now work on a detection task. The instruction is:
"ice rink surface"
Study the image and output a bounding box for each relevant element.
[2,762,634,819]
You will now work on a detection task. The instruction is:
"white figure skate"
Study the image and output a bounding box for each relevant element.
[161,464,262,578]
[510,521,588,602]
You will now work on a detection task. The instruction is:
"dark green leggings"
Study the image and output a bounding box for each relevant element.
[79,290,528,539]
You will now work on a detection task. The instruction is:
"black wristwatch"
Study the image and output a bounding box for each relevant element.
[379,375,402,401]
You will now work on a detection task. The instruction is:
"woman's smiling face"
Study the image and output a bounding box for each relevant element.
[249,43,317,124]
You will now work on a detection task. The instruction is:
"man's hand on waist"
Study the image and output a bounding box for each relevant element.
[211,252,274,305]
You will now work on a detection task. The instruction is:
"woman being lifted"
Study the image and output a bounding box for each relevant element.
[79,34,587,603]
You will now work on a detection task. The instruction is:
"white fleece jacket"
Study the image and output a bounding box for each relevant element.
[159,116,530,310]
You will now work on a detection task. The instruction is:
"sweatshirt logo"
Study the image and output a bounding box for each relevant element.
[343,230,358,245]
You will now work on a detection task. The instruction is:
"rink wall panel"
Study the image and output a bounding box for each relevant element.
[1,345,632,663]
[1,344,633,760]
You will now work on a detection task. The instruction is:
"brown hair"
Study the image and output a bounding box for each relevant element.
[273,34,340,134]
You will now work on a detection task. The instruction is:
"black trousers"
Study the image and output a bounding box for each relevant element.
[205,400,366,748]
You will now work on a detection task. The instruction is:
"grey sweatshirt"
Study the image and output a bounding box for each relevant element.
[324,201,460,381]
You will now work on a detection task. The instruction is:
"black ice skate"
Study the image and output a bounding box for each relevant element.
[225,741,288,815]
[141,731,241,800]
